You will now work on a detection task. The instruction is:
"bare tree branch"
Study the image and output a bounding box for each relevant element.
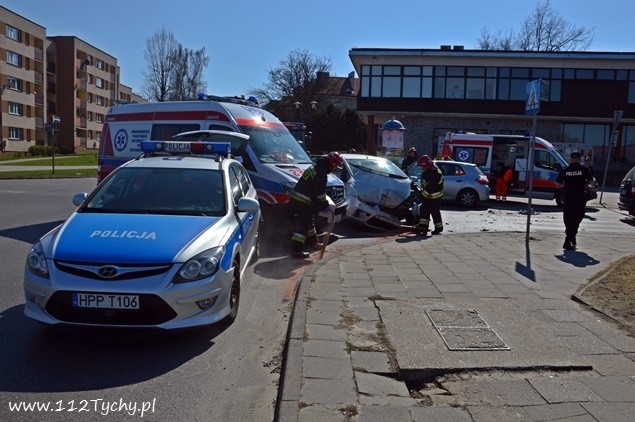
[476,0,594,52]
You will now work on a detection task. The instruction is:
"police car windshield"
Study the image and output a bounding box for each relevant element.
[82,167,226,216]
[239,125,312,165]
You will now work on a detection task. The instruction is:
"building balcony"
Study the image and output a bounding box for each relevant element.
[34,94,44,106]
[34,72,43,84]
[35,117,44,129]
[77,117,87,128]
[34,48,43,61]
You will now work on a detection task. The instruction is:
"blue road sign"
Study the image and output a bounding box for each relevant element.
[525,80,541,115]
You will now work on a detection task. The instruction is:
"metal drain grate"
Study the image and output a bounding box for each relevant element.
[426,309,510,351]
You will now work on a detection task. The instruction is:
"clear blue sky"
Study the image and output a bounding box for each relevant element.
[6,0,635,98]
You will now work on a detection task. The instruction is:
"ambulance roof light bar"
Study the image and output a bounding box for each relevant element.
[140,141,231,157]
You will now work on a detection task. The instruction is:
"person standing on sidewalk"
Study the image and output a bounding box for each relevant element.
[555,151,593,250]
[401,147,418,171]
[417,155,444,235]
[495,162,513,201]
[289,151,343,258]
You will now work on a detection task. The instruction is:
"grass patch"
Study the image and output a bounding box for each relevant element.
[579,254,635,331]
[0,154,97,166]
[0,169,97,179]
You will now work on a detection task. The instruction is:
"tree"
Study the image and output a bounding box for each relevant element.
[249,49,332,119]
[476,0,594,51]
[142,27,209,101]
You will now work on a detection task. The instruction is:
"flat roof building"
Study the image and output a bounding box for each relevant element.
[349,47,635,182]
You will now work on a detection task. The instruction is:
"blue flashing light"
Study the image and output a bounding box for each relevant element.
[140,140,231,156]
[198,92,207,100]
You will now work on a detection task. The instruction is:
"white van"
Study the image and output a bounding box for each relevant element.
[98,97,347,236]
[440,132,597,204]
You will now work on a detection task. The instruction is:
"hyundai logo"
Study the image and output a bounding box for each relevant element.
[97,265,119,279]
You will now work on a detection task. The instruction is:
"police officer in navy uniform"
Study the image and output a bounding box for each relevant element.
[555,151,593,250]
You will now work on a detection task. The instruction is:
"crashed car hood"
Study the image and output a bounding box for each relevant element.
[347,171,411,208]
[51,213,222,263]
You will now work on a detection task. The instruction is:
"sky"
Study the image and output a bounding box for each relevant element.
[5,0,635,98]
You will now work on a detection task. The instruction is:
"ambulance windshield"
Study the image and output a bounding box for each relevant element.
[240,125,312,165]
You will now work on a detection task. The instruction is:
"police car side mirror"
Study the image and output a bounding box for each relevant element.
[73,193,88,206]
[237,197,260,213]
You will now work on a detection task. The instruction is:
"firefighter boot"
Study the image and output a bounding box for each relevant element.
[306,235,324,252]
[292,241,310,259]
[431,223,444,235]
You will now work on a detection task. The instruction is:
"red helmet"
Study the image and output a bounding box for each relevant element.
[417,155,433,169]
[326,151,344,168]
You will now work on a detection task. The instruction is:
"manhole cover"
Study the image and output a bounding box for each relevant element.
[426,309,510,351]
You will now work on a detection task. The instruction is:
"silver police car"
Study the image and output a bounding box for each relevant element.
[24,137,261,330]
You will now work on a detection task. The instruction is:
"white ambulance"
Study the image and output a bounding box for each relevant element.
[441,132,597,204]
[98,96,347,236]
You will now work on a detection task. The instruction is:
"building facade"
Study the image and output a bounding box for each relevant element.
[349,47,635,182]
[1,6,142,154]
[0,6,46,152]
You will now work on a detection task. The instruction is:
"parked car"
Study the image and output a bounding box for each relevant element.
[618,165,635,216]
[336,153,416,230]
[407,160,490,208]
[24,137,261,330]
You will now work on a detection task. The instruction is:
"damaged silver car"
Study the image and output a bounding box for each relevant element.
[336,153,417,230]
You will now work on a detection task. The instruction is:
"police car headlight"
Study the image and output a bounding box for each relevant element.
[174,246,225,283]
[26,242,49,278]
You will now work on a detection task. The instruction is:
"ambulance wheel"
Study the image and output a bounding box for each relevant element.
[457,188,478,208]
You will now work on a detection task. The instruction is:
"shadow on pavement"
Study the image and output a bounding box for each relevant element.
[555,250,600,267]
[0,220,65,244]
[0,305,225,393]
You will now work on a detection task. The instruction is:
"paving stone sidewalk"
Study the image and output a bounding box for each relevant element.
[276,231,635,422]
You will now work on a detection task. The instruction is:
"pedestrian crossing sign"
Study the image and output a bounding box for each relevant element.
[525,80,541,115]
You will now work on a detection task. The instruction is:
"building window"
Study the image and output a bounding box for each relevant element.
[9,127,23,140]
[96,96,104,106]
[96,131,102,140]
[622,125,635,162]
[95,77,104,89]
[6,25,21,41]
[96,59,104,70]
[562,123,610,157]
[8,102,23,116]
[96,114,103,123]
[88,111,93,121]
[7,77,22,91]
[7,51,21,67]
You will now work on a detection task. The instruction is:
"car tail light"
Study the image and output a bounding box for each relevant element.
[630,187,635,198]
[476,176,489,185]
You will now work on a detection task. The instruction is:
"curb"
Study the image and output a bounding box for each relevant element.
[274,257,324,422]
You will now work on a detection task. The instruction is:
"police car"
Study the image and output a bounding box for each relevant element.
[23,136,261,330]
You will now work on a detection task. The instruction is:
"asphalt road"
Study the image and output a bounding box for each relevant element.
[0,179,630,421]
[0,178,288,421]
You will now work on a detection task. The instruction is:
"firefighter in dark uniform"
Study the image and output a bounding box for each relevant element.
[417,155,444,235]
[555,151,593,250]
[289,151,344,258]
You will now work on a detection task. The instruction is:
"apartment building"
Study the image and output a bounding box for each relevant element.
[48,35,119,152]
[0,6,46,152]
[1,6,143,154]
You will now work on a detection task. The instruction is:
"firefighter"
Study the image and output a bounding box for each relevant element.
[417,155,444,235]
[401,147,419,171]
[289,151,344,258]
[555,151,593,250]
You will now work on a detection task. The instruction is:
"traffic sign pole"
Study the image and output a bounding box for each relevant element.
[524,80,541,242]
[599,110,622,205]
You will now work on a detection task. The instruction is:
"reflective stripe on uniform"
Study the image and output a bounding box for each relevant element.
[290,191,312,205]
[292,232,307,243]
[423,191,443,199]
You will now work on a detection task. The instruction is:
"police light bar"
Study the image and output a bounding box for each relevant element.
[140,141,231,156]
